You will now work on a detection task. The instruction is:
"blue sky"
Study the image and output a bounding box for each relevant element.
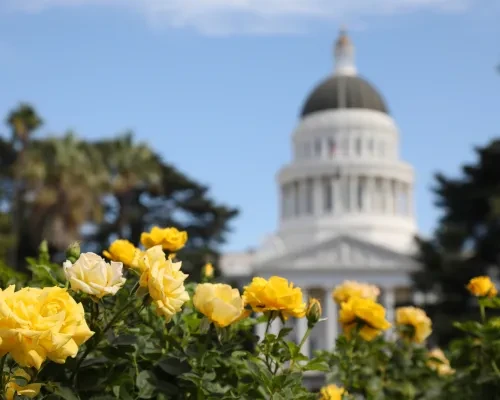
[0,0,499,251]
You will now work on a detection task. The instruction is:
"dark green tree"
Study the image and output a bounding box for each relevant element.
[88,135,239,281]
[413,139,500,345]
[0,104,239,281]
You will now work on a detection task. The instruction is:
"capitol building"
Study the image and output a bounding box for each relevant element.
[220,29,420,356]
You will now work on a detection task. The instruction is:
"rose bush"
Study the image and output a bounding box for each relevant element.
[0,230,499,399]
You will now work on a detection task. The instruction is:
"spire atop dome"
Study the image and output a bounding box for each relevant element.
[334,27,357,76]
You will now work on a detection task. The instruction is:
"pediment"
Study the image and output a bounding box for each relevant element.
[254,235,419,272]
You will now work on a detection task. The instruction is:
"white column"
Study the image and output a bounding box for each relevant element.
[313,177,323,216]
[297,289,310,358]
[270,318,281,336]
[383,287,396,338]
[406,184,413,216]
[393,181,399,215]
[349,175,357,212]
[330,177,336,213]
[256,320,267,342]
[325,288,338,349]
[386,179,394,215]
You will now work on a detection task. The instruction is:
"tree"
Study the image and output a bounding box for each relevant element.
[5,103,43,268]
[88,135,239,280]
[413,139,500,345]
[0,103,239,280]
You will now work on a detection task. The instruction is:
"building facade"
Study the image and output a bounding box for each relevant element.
[221,30,419,356]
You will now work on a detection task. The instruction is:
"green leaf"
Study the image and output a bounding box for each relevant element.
[156,357,191,376]
[136,370,157,399]
[51,386,80,400]
[479,297,500,309]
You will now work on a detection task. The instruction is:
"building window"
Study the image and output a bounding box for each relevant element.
[327,138,337,158]
[380,141,385,157]
[314,139,322,157]
[305,178,314,214]
[323,178,332,212]
[357,177,366,210]
[355,138,362,155]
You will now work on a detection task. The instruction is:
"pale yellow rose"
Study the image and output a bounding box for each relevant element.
[5,369,42,400]
[193,283,248,328]
[64,252,126,298]
[103,239,142,269]
[332,280,380,304]
[139,245,190,321]
[339,296,391,341]
[0,286,94,369]
[319,384,347,400]
[428,348,455,376]
[140,226,188,252]
[396,306,432,343]
[243,276,306,320]
[467,276,498,298]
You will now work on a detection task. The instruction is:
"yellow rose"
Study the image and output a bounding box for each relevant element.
[332,280,380,304]
[103,239,141,269]
[306,297,322,328]
[467,276,498,297]
[339,296,391,341]
[203,263,214,279]
[5,369,41,400]
[193,283,248,327]
[243,276,306,320]
[162,227,188,252]
[396,306,432,343]
[428,348,455,376]
[0,286,94,369]
[64,252,126,298]
[139,245,190,321]
[319,384,347,400]
[140,226,188,252]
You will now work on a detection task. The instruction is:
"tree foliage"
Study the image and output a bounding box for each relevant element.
[413,139,500,345]
[0,103,238,280]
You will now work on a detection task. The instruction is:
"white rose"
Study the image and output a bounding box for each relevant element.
[63,252,126,298]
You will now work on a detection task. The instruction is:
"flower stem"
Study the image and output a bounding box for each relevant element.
[480,304,486,323]
[0,355,6,396]
[71,283,141,385]
[289,326,312,370]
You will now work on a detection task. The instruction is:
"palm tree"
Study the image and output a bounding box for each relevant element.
[6,104,42,268]
[93,132,161,241]
[22,133,109,252]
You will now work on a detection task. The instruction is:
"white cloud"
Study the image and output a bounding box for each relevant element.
[4,0,475,35]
